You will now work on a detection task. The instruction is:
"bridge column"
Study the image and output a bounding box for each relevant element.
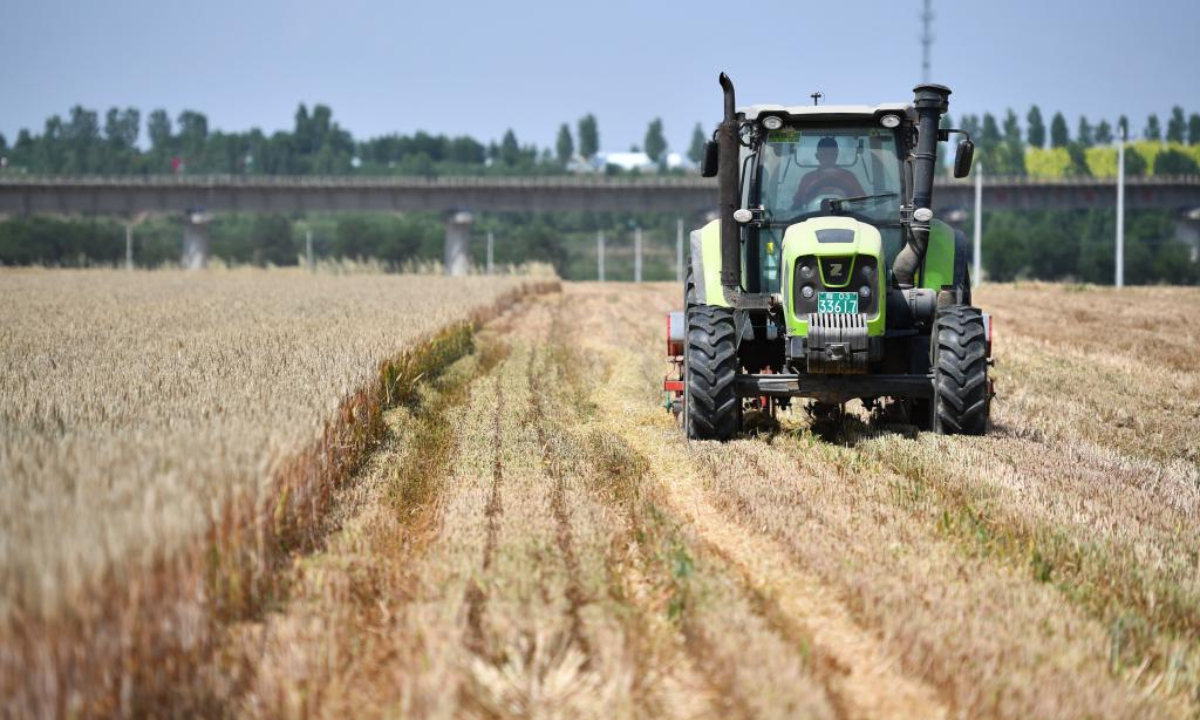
[444,211,473,276]
[181,210,212,270]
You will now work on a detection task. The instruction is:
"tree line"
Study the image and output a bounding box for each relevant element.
[946,105,1200,177]
[0,104,689,177]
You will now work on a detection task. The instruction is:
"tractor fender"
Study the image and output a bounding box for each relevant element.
[917,218,959,291]
[689,219,731,308]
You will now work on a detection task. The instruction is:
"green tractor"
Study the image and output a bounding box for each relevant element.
[664,73,993,439]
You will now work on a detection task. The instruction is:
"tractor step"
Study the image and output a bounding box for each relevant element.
[736,373,935,399]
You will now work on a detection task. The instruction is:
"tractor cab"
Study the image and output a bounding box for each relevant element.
[667,74,993,440]
[739,108,910,296]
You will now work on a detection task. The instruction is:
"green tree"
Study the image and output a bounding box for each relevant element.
[1094,120,1113,145]
[578,114,599,160]
[979,113,1001,157]
[555,123,574,165]
[1002,109,1025,175]
[103,108,139,149]
[1153,148,1199,175]
[1065,143,1091,177]
[499,129,521,166]
[148,109,173,151]
[1124,146,1147,177]
[1189,113,1200,145]
[1050,112,1069,148]
[1166,106,1186,144]
[177,110,208,161]
[1076,116,1093,148]
[1026,105,1046,148]
[644,118,667,163]
[1144,114,1162,141]
[294,104,313,154]
[687,123,706,164]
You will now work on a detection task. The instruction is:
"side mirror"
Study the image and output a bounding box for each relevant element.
[953,139,974,178]
[700,140,719,177]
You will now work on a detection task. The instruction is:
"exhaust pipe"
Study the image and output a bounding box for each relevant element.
[717,73,741,293]
[893,83,951,289]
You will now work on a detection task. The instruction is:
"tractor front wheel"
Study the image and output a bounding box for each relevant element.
[931,305,990,435]
[686,305,741,440]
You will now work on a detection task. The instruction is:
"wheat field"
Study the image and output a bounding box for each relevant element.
[3,273,1199,719]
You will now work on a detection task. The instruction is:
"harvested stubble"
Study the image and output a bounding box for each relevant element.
[241,281,1192,720]
[0,268,554,718]
[6,275,1199,720]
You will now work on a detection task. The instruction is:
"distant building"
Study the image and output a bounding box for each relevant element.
[570,151,694,174]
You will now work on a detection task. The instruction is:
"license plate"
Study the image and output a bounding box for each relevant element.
[817,291,859,314]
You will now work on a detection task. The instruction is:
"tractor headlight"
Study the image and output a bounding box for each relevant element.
[859,285,871,299]
[762,115,783,131]
[799,264,814,279]
[801,285,815,299]
[880,114,901,129]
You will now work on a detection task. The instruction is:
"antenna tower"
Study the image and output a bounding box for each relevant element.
[920,0,934,83]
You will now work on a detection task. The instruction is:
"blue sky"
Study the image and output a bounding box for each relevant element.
[2,0,1197,154]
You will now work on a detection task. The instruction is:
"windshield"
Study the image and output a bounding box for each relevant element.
[747,122,905,294]
[757,123,903,226]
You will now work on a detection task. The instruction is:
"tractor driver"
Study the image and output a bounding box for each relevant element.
[792,136,865,210]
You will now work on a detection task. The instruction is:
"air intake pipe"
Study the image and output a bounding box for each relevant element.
[893,83,951,289]
[717,73,741,294]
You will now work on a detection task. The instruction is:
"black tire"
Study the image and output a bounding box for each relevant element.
[931,305,989,435]
[685,305,741,440]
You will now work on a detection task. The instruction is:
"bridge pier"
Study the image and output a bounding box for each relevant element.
[444,210,473,276]
[182,210,212,270]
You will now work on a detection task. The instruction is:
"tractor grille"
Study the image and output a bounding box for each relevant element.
[809,312,868,331]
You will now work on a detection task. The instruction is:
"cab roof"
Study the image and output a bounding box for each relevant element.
[739,103,909,120]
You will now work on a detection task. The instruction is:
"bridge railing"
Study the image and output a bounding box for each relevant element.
[1,173,1197,189]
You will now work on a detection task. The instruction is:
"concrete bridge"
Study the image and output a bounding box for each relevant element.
[2,174,1198,272]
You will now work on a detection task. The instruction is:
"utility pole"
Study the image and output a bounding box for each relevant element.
[973,161,982,287]
[676,218,685,283]
[634,226,643,283]
[125,222,133,270]
[1116,124,1125,288]
[305,229,314,272]
[597,231,605,282]
[487,231,494,275]
[920,0,934,83]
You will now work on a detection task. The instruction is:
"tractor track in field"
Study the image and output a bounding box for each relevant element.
[564,285,948,720]
[463,372,506,662]
[528,345,596,667]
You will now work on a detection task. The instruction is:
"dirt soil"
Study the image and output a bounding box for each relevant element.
[220,281,1200,720]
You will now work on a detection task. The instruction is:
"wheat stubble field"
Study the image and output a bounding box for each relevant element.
[3,271,1199,719]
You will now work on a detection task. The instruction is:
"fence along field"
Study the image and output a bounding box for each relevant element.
[0,268,554,717]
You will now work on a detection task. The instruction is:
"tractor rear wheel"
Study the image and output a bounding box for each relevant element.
[931,305,990,435]
[686,305,741,440]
